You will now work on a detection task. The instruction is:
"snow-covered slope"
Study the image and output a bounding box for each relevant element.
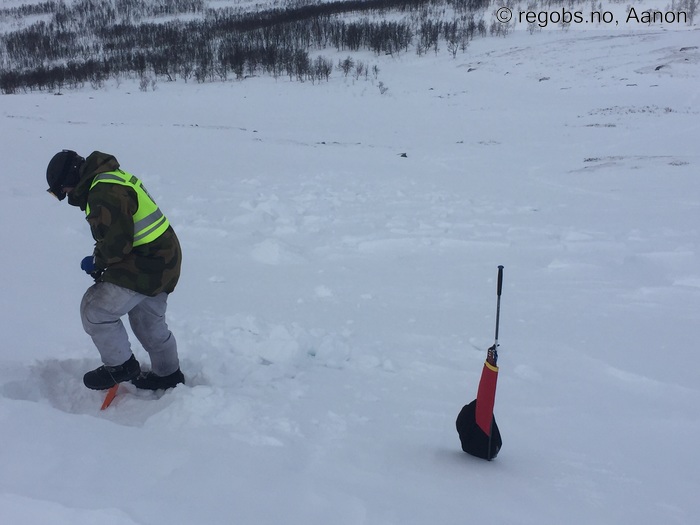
[1,25,699,524]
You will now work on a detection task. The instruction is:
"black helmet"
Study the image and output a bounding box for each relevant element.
[46,150,84,201]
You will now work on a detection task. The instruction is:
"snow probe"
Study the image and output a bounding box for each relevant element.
[456,265,504,460]
[101,384,119,410]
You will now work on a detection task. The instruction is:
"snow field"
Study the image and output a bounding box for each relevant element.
[1,25,699,525]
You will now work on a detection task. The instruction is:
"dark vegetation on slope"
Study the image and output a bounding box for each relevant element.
[0,0,503,93]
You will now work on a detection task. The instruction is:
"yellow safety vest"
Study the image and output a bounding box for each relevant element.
[87,170,170,247]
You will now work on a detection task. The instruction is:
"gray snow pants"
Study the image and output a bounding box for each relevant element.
[80,281,180,376]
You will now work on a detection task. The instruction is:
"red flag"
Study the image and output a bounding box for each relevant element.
[456,266,504,460]
[475,360,498,435]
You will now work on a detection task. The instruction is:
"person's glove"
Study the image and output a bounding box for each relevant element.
[81,255,96,274]
[80,255,103,281]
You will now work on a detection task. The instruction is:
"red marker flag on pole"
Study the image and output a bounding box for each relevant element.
[475,359,499,435]
[456,266,504,460]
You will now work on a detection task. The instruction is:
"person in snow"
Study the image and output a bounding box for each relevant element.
[46,150,185,391]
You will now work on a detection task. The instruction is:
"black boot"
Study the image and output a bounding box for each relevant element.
[132,369,185,391]
[83,355,141,390]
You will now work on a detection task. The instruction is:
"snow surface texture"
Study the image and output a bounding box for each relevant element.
[1,26,699,525]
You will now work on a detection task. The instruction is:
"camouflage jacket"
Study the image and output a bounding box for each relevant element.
[69,151,181,296]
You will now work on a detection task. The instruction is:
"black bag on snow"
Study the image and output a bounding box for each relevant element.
[456,399,502,460]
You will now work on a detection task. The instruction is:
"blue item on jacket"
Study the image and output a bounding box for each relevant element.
[81,255,96,274]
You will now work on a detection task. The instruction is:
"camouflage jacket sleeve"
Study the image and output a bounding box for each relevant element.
[86,183,138,270]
